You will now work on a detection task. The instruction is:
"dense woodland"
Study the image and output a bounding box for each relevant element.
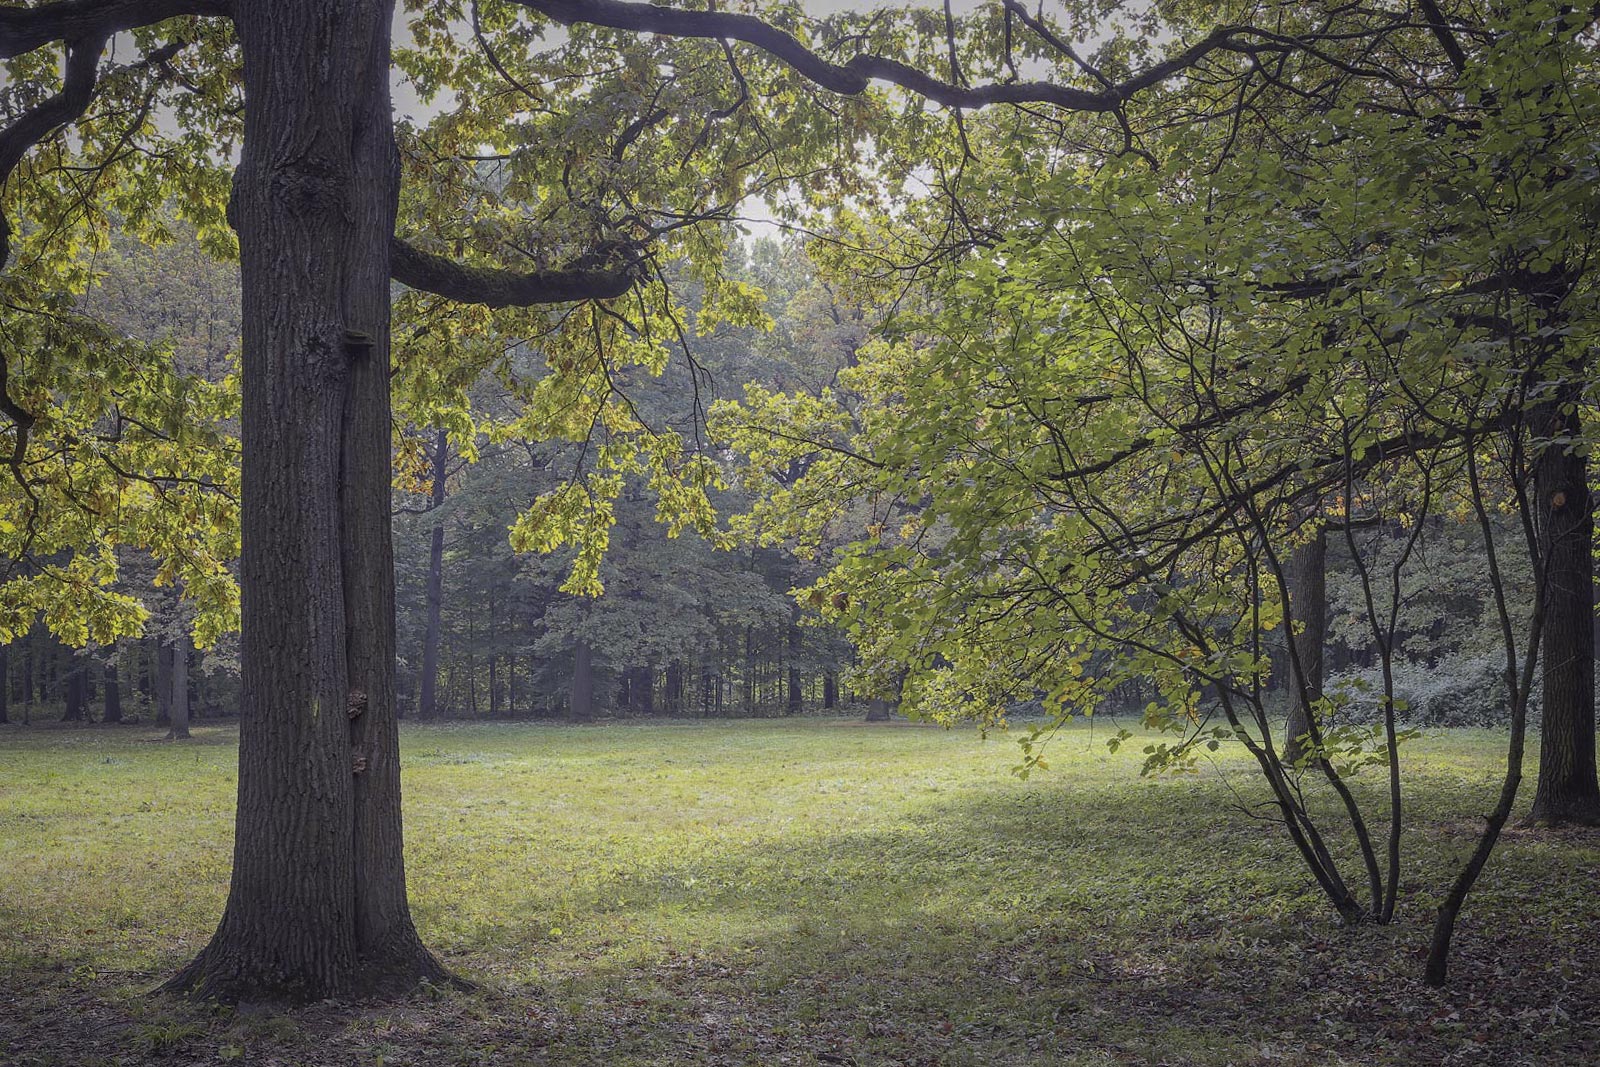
[3,1,1600,1057]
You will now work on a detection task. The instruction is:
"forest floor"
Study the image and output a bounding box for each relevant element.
[0,716,1596,1066]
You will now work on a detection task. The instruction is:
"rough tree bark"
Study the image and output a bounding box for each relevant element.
[163,0,447,1001]
[1283,525,1326,764]
[1528,398,1600,824]
[418,427,448,720]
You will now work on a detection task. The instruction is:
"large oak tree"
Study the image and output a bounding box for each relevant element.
[7,0,1592,1001]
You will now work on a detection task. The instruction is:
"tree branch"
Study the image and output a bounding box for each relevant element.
[0,31,108,269]
[0,0,229,61]
[390,238,639,306]
[515,0,1258,113]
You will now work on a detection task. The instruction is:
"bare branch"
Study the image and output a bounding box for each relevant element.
[515,0,1260,113]
[0,0,229,61]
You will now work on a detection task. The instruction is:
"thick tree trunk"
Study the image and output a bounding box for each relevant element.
[165,0,446,1001]
[167,637,191,740]
[1283,526,1326,764]
[570,640,594,721]
[1529,400,1600,824]
[417,428,448,720]
[103,659,122,725]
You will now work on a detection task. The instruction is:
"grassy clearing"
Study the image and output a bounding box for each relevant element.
[0,717,1596,1066]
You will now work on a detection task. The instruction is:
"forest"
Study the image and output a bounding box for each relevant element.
[2,1,1598,1064]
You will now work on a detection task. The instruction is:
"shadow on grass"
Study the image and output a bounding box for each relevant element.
[2,740,1596,1067]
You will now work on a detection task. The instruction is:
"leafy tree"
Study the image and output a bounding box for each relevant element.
[12,0,1586,1002]
[717,0,1600,985]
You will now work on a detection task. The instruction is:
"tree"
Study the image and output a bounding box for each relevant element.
[716,0,1600,985]
[14,0,1576,1004]
[415,429,451,721]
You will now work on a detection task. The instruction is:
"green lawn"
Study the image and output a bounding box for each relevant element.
[0,717,1595,1066]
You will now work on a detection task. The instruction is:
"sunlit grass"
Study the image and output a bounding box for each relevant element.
[0,717,1593,1066]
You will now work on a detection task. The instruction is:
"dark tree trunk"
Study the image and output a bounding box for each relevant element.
[418,428,448,720]
[743,628,754,714]
[665,661,683,715]
[0,644,8,724]
[1283,526,1326,764]
[631,665,653,715]
[167,637,191,740]
[103,658,122,724]
[165,0,446,1002]
[570,640,594,722]
[20,636,31,725]
[787,668,803,715]
[823,672,837,710]
[62,663,87,722]
[154,641,174,726]
[1529,400,1600,824]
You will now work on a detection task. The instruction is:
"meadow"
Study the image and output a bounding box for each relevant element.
[0,716,1595,1066]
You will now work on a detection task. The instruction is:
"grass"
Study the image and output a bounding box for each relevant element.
[0,716,1596,1066]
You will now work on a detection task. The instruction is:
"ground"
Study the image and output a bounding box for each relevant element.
[0,716,1595,1066]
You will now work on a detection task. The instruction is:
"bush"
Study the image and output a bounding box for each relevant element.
[1325,654,1545,729]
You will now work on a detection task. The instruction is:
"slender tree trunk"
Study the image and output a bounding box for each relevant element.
[1529,399,1600,824]
[137,642,152,703]
[103,658,122,725]
[743,628,754,714]
[570,640,594,722]
[165,0,446,1001]
[167,638,191,740]
[0,644,8,725]
[665,661,683,715]
[632,665,653,715]
[20,635,31,725]
[507,649,517,716]
[155,641,174,726]
[823,671,837,710]
[1284,526,1326,764]
[418,429,448,720]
